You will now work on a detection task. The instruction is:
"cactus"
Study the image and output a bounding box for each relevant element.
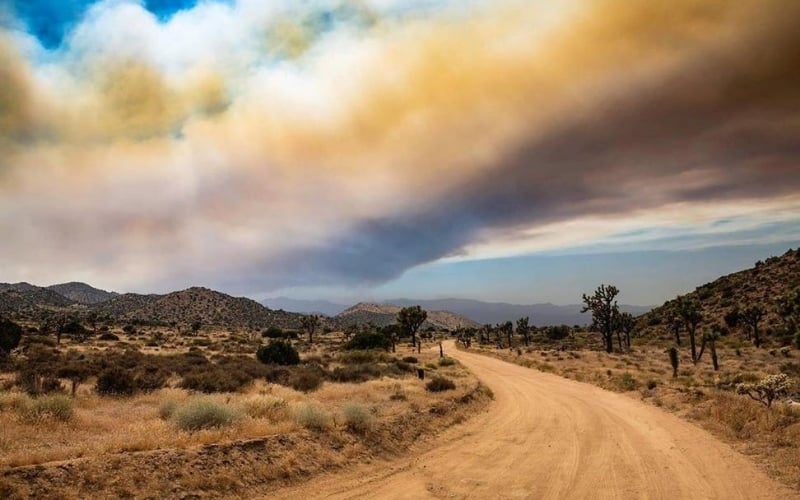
[668,347,679,378]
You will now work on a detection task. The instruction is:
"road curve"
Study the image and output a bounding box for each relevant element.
[275,342,797,499]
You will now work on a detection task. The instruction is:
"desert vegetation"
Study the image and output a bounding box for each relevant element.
[0,305,491,497]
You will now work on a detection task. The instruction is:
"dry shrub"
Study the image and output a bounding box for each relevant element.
[289,368,324,393]
[293,403,332,431]
[438,357,456,367]
[172,399,241,431]
[426,376,456,392]
[18,395,74,423]
[240,395,289,422]
[0,391,31,412]
[699,392,800,440]
[342,402,374,433]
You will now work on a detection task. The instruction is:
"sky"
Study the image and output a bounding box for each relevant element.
[1,0,799,306]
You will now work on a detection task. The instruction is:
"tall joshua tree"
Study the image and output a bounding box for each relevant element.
[516,317,531,346]
[397,306,427,347]
[677,297,702,363]
[581,284,620,353]
[301,314,321,345]
[740,305,765,348]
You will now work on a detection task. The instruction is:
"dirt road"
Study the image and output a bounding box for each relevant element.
[276,342,796,499]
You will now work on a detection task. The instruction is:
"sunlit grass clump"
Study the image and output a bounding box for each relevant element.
[172,399,241,431]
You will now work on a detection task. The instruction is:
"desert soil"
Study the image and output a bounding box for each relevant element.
[276,341,797,499]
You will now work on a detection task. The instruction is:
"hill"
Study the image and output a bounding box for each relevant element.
[388,298,652,326]
[0,287,76,317]
[335,303,480,330]
[105,287,306,330]
[638,247,800,340]
[47,282,117,304]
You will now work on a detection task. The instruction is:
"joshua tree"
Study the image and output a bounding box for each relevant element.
[190,319,202,337]
[724,307,741,331]
[668,347,679,378]
[737,374,792,408]
[666,309,682,346]
[677,296,703,363]
[698,328,720,371]
[740,305,765,347]
[516,317,531,346]
[777,287,800,335]
[498,321,514,348]
[397,306,427,347]
[581,284,620,353]
[301,314,321,344]
[616,312,635,351]
[479,324,492,344]
[86,312,99,335]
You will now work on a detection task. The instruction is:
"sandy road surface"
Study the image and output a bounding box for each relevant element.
[274,342,796,499]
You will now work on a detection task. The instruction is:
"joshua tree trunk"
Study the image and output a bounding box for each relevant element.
[669,347,679,378]
[689,327,698,364]
[604,330,613,353]
[439,342,444,358]
[710,340,719,371]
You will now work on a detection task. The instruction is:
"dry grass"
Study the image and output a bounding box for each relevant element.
[0,332,489,498]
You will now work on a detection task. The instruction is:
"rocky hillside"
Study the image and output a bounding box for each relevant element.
[0,287,77,317]
[638,247,800,340]
[335,303,480,330]
[92,293,163,318]
[102,287,306,330]
[0,282,307,330]
[47,282,117,304]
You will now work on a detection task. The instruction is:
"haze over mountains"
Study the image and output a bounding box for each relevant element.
[263,297,652,326]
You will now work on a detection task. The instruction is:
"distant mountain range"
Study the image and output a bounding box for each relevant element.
[335,303,480,330]
[263,296,653,326]
[262,297,348,317]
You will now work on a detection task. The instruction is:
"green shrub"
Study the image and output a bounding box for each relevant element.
[342,402,374,433]
[256,341,300,366]
[98,332,120,341]
[646,379,658,390]
[402,356,418,364]
[172,399,241,431]
[794,331,800,350]
[438,357,456,367]
[0,318,23,356]
[96,367,136,396]
[343,332,391,351]
[618,372,639,391]
[261,326,285,339]
[426,376,456,392]
[293,403,332,431]
[158,399,179,420]
[19,394,74,422]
